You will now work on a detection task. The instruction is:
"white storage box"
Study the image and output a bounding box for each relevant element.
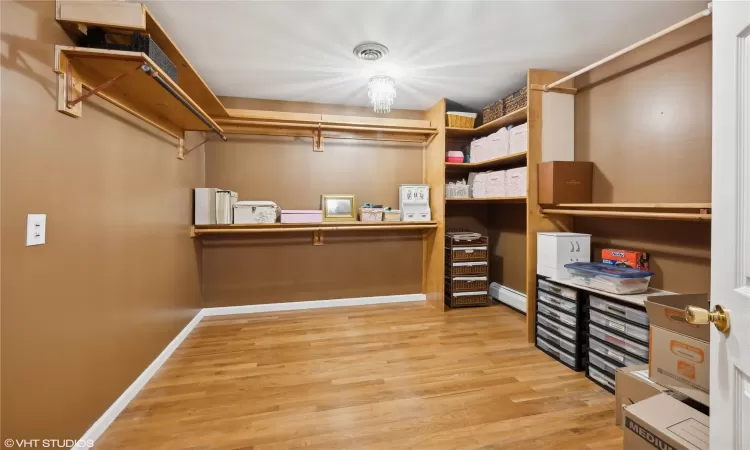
[233,201,279,224]
[484,170,506,198]
[505,167,527,197]
[536,232,591,279]
[509,122,528,154]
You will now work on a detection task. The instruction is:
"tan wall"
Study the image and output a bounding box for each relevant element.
[1,1,204,441]
[574,38,712,293]
[202,97,425,306]
[488,204,527,293]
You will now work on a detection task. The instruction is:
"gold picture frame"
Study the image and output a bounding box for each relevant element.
[321,195,356,222]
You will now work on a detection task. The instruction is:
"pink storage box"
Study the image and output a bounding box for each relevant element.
[446,150,464,163]
[281,210,323,224]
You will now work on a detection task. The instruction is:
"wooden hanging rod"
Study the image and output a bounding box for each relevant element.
[541,208,711,222]
[545,5,712,90]
[554,203,711,209]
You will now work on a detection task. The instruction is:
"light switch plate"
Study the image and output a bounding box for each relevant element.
[26,214,46,246]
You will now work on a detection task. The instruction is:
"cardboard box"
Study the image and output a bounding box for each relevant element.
[615,365,667,428]
[537,161,593,205]
[602,248,650,271]
[644,294,710,406]
[623,393,709,450]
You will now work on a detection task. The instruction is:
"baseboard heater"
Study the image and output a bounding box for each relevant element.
[490,282,527,314]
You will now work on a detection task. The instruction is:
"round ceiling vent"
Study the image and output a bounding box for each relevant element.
[353,42,389,61]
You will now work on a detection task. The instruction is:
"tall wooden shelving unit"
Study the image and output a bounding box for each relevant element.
[423,70,575,337]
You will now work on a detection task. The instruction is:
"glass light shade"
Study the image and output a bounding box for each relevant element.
[367,75,396,113]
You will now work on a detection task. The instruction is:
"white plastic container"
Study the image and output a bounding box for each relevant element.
[233,201,278,224]
[564,262,654,294]
[536,232,591,279]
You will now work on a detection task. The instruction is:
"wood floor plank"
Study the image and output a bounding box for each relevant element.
[96,303,623,449]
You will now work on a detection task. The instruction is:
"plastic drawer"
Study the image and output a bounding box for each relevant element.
[538,290,577,313]
[588,324,649,360]
[588,365,616,391]
[537,314,577,342]
[590,295,649,326]
[588,350,621,377]
[538,302,577,328]
[538,279,578,301]
[589,310,649,343]
[537,325,577,355]
[536,336,578,368]
[589,336,647,366]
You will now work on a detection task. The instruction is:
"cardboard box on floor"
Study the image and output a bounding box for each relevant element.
[615,365,667,428]
[623,393,709,450]
[643,293,710,406]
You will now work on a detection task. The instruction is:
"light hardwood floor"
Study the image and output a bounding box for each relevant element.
[97,302,623,449]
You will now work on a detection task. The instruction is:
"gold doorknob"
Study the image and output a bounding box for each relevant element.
[685,304,730,333]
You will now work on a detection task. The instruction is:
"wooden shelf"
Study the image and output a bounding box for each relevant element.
[56,1,227,118]
[192,221,438,238]
[446,107,527,138]
[54,46,224,139]
[446,196,527,204]
[214,110,437,147]
[446,152,527,171]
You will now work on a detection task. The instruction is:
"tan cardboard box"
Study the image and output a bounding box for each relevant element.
[615,365,667,428]
[643,294,710,406]
[623,393,708,450]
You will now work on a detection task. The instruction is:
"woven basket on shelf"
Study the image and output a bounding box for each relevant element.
[482,100,504,125]
[446,112,476,129]
[503,87,528,114]
[445,292,491,308]
[445,277,489,293]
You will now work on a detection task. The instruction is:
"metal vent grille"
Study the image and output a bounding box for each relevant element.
[353,42,389,61]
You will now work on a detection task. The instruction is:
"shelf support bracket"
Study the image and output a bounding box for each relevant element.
[313,125,324,152]
[313,230,324,245]
[64,61,140,109]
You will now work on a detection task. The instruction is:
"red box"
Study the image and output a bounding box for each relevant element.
[601,249,649,271]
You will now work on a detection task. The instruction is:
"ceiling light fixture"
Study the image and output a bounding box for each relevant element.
[368,75,396,114]
[354,42,396,113]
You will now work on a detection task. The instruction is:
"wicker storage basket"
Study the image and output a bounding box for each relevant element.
[482,100,504,125]
[448,245,488,261]
[446,232,489,247]
[445,291,490,308]
[445,261,488,277]
[359,207,384,222]
[446,112,477,129]
[503,87,528,114]
[445,276,489,292]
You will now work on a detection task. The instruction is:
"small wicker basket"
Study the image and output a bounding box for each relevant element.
[359,207,384,222]
[446,112,477,129]
[503,87,528,114]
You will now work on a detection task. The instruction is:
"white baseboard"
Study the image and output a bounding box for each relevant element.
[77,293,425,448]
[74,309,206,449]
[202,293,426,316]
[490,282,527,313]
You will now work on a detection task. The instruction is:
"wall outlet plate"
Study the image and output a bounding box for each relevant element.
[26,214,46,246]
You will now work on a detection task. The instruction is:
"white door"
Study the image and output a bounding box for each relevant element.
[711,1,750,448]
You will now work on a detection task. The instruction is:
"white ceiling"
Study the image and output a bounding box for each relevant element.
[145,0,706,111]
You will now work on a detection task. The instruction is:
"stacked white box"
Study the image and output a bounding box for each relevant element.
[470,127,510,163]
[509,123,528,154]
[505,167,527,197]
[484,170,506,197]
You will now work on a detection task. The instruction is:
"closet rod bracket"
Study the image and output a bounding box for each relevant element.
[313,230,324,245]
[314,125,324,152]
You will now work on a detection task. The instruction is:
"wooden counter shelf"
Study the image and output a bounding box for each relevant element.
[192,221,438,244]
[445,152,527,171]
[446,196,527,204]
[446,107,527,138]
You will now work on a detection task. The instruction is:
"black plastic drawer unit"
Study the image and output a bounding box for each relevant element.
[535,277,586,372]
